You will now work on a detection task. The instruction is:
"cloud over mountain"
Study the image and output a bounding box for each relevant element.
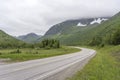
[0,0,120,36]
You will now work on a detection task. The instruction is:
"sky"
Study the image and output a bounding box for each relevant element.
[0,0,120,36]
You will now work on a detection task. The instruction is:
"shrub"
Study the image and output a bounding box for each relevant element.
[16,49,21,53]
[0,52,2,55]
[10,49,21,54]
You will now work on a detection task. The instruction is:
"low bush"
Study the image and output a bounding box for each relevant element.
[10,49,21,54]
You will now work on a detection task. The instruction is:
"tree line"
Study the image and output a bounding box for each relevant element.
[89,28,120,47]
[0,39,60,49]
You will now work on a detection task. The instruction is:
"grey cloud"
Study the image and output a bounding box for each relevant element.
[0,0,120,36]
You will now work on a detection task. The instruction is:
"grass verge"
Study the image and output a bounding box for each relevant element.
[0,46,80,62]
[68,45,120,80]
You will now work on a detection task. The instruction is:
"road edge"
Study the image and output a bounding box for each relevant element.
[34,47,96,80]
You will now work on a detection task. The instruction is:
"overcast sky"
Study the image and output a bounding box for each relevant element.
[0,0,120,36]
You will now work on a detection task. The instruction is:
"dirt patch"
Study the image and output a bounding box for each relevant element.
[0,58,11,65]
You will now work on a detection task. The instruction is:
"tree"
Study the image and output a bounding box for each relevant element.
[89,36,102,46]
[39,39,60,49]
[111,29,120,45]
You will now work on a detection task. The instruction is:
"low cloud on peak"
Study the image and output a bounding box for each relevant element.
[0,0,120,36]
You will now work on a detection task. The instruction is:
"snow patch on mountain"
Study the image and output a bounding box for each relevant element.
[90,18,108,24]
[77,22,87,26]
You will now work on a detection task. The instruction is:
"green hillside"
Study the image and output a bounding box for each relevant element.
[0,30,26,48]
[44,18,109,36]
[40,12,120,46]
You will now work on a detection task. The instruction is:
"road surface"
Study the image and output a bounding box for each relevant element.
[0,47,96,80]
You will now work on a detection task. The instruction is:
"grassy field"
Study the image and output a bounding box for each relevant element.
[0,46,80,62]
[68,45,120,80]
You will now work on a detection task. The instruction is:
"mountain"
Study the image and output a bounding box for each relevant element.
[45,17,109,36]
[0,30,25,48]
[17,33,42,43]
[39,17,110,45]
[40,11,120,46]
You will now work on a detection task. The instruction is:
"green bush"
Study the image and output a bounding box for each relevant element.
[0,52,2,55]
[10,49,21,54]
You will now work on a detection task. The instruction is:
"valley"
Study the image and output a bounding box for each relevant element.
[0,7,120,80]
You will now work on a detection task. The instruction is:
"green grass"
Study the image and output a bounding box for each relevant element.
[0,46,80,62]
[68,45,120,80]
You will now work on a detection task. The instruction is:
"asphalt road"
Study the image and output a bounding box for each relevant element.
[0,47,96,80]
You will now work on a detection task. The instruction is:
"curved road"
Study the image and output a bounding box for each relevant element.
[0,47,96,80]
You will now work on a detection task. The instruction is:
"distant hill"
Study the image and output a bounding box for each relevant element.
[0,30,25,48]
[17,33,42,43]
[39,17,110,45]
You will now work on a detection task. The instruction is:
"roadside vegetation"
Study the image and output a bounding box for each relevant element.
[68,45,120,80]
[0,46,80,62]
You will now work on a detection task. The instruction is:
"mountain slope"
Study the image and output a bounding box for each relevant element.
[40,17,110,45]
[88,12,120,45]
[0,30,25,48]
[17,33,42,43]
[45,17,108,36]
